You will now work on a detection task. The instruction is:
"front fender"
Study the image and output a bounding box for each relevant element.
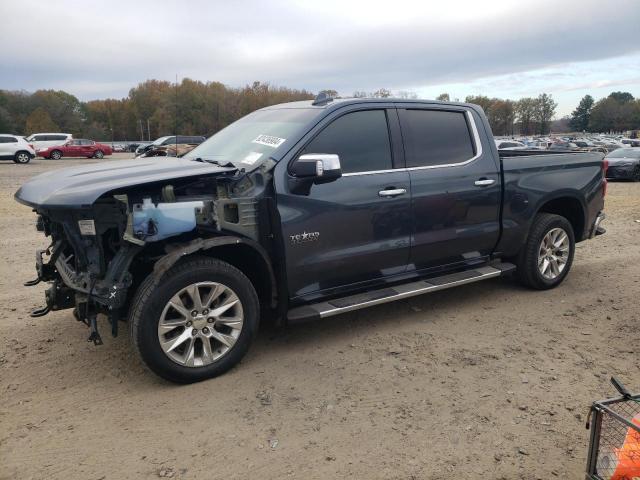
[152,235,278,307]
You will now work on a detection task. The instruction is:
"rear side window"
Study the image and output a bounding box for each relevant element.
[400,109,475,167]
[302,109,393,174]
[0,136,17,143]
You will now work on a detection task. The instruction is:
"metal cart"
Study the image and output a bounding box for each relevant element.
[586,378,640,480]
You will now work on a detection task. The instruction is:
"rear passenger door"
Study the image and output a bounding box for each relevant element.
[275,107,412,301]
[398,106,501,271]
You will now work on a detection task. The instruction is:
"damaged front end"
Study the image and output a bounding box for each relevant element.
[16,158,276,345]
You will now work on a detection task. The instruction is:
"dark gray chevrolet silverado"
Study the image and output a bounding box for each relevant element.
[15,96,607,383]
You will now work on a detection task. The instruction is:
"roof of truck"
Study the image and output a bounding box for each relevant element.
[262,98,479,111]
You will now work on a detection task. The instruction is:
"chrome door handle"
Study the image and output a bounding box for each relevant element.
[474,179,495,187]
[378,188,407,197]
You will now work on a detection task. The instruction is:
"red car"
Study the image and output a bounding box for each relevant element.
[37,139,113,159]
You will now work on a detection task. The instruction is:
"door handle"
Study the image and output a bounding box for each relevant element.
[378,188,407,197]
[474,179,496,187]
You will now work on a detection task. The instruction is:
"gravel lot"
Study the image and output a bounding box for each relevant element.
[1,154,638,479]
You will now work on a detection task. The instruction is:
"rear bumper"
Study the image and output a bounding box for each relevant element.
[589,212,606,239]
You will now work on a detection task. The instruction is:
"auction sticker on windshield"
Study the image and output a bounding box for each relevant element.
[252,134,286,148]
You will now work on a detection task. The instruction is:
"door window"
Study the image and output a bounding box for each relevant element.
[400,109,475,168]
[302,110,393,174]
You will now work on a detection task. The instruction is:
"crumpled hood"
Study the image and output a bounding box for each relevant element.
[15,157,236,208]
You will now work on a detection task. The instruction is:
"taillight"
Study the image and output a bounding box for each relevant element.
[28,144,34,150]
[602,159,608,197]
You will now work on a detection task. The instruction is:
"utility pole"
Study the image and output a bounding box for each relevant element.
[147,119,151,142]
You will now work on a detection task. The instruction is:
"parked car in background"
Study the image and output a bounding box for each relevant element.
[25,133,72,150]
[112,144,127,152]
[0,134,35,163]
[604,148,640,181]
[135,135,206,156]
[138,143,199,158]
[37,139,113,159]
[128,142,151,153]
[621,139,640,147]
[495,139,528,150]
[549,142,579,151]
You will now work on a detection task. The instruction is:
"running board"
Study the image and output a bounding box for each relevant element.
[287,262,516,323]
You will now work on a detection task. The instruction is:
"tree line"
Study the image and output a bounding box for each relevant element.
[568,92,639,133]
[431,93,558,136]
[0,80,314,141]
[0,79,637,141]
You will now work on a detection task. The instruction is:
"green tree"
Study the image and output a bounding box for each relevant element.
[465,95,493,114]
[569,95,594,132]
[515,98,537,135]
[608,91,634,104]
[25,107,59,133]
[533,93,557,134]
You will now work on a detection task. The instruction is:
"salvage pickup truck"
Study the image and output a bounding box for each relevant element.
[15,96,607,383]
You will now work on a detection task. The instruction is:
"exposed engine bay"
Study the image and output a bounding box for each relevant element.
[24,160,276,345]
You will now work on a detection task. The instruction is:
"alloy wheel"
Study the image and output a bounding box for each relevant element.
[537,227,570,280]
[157,281,244,367]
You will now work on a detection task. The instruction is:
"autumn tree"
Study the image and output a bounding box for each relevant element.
[436,93,450,101]
[25,107,59,133]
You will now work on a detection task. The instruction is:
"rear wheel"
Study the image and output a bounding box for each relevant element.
[516,213,575,290]
[50,150,62,160]
[93,150,104,159]
[129,257,260,383]
[13,151,31,164]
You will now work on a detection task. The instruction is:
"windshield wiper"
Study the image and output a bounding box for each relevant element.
[191,157,236,168]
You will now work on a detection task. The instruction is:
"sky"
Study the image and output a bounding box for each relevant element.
[1,0,639,117]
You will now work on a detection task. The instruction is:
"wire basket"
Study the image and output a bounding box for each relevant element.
[586,378,640,480]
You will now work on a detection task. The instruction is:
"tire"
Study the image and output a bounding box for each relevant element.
[633,166,640,182]
[129,256,260,383]
[13,151,31,164]
[515,213,575,290]
[50,150,62,160]
[93,150,104,159]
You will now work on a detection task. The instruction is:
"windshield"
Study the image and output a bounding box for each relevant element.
[607,148,640,159]
[184,108,319,169]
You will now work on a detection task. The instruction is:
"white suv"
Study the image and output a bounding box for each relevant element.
[0,135,35,163]
[25,133,72,151]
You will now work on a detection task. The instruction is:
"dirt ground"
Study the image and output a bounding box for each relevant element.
[0,154,638,480]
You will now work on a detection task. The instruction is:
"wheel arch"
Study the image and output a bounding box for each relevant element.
[535,195,587,242]
[152,236,278,310]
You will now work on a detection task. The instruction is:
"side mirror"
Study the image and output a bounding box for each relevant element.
[289,153,342,195]
[291,154,341,182]
[289,154,341,195]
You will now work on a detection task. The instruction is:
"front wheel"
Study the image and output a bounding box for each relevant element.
[516,213,575,290]
[50,150,62,160]
[13,151,31,164]
[93,150,104,159]
[129,257,260,383]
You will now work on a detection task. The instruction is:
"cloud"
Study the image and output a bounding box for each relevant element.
[1,0,639,104]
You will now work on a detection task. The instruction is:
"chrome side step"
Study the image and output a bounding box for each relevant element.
[287,262,515,323]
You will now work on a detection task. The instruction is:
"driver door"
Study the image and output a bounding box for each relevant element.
[275,107,412,302]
